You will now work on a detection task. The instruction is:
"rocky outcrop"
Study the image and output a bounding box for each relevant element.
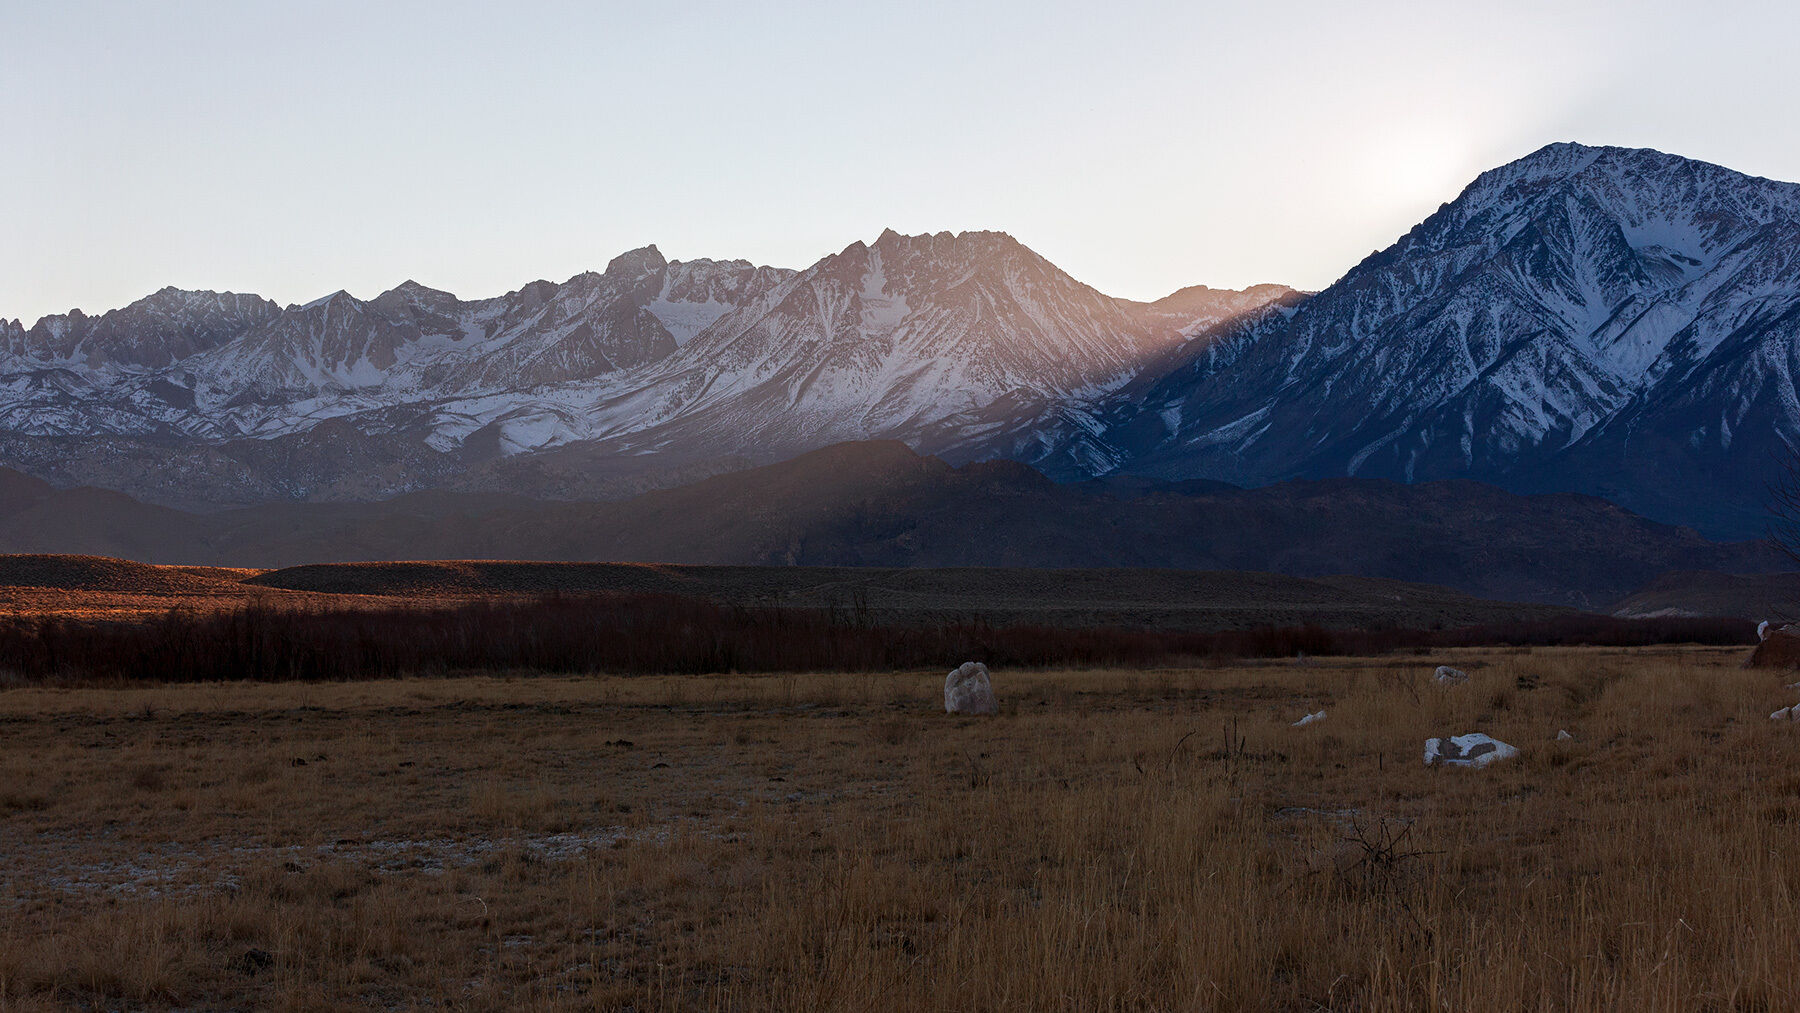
[1424,733,1518,768]
[1748,628,1800,668]
[944,662,997,715]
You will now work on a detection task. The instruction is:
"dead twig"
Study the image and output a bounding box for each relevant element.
[1165,730,1198,771]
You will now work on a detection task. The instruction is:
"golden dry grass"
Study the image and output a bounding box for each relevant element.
[1,646,1797,1010]
[0,555,531,624]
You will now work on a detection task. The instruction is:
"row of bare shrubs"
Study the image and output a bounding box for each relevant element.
[0,594,1756,683]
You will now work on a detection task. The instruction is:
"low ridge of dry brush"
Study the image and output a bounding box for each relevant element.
[0,593,1754,684]
[0,646,1797,1009]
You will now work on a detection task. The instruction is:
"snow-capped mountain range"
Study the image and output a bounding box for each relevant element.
[0,231,1284,508]
[5,142,1800,538]
[1037,143,1800,537]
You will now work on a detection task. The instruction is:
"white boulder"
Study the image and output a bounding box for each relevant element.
[1434,666,1469,685]
[1760,620,1771,641]
[1292,709,1326,728]
[1556,729,1574,742]
[1423,733,1518,768]
[1770,705,1800,722]
[943,662,997,715]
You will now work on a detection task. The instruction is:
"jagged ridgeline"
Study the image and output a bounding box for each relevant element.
[0,234,1285,510]
[3,143,1799,537]
[1078,143,1800,538]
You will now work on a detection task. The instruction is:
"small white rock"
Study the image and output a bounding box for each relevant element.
[1423,733,1518,768]
[1292,709,1326,728]
[1760,620,1772,641]
[1771,705,1800,722]
[1434,666,1469,685]
[1556,729,1573,741]
[943,662,998,715]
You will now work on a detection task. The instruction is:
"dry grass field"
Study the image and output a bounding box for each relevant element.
[0,556,395,624]
[2,645,1797,1010]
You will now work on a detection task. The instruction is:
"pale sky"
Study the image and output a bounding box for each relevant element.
[4,0,1797,324]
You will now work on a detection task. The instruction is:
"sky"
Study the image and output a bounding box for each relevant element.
[4,0,1799,324]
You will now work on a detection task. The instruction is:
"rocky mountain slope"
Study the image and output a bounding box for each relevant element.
[1081,143,1800,537]
[0,288,282,370]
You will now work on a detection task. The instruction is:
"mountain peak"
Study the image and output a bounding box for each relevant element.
[131,287,210,309]
[1453,141,1800,219]
[870,228,1023,251]
[1453,142,1607,204]
[299,290,356,311]
[375,279,457,304]
[605,245,667,278]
